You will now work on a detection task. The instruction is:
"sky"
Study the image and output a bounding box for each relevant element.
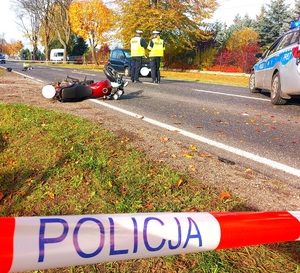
[0,0,296,48]
[212,0,294,24]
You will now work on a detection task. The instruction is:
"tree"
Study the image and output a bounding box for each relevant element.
[293,0,300,20]
[6,41,24,57]
[38,0,56,61]
[213,28,259,73]
[12,0,42,59]
[254,0,292,48]
[46,0,73,63]
[70,35,89,56]
[226,28,258,52]
[69,0,114,65]
[114,0,217,51]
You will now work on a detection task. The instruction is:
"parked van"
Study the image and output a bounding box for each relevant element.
[50,49,68,62]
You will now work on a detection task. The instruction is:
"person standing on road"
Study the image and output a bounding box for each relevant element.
[130,30,147,83]
[148,30,165,83]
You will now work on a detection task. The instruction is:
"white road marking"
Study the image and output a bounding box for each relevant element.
[193,89,270,101]
[12,71,45,83]
[90,99,300,178]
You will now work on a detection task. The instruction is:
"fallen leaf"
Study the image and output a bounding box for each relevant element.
[196,126,203,129]
[177,179,183,187]
[189,165,196,172]
[245,168,255,174]
[190,145,197,151]
[181,152,193,158]
[25,178,32,183]
[200,153,212,158]
[220,192,232,200]
[48,192,55,199]
[160,137,169,142]
[145,204,154,210]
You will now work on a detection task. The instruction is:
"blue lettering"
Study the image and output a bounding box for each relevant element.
[144,217,166,251]
[168,217,182,249]
[132,217,138,253]
[73,217,105,258]
[109,218,129,255]
[39,218,68,262]
[183,217,202,248]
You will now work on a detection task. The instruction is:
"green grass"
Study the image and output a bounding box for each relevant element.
[0,103,299,272]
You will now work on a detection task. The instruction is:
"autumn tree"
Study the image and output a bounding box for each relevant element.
[114,0,217,65]
[214,28,259,73]
[6,41,24,57]
[37,0,56,61]
[44,0,73,63]
[69,0,114,65]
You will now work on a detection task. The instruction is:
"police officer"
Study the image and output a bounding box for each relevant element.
[148,30,165,83]
[130,30,147,83]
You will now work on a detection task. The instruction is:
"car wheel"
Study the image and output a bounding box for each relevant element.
[124,67,130,77]
[249,71,261,93]
[270,72,287,105]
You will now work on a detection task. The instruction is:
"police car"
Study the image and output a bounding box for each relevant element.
[249,20,300,105]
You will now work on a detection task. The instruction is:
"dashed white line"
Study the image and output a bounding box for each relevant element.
[90,99,300,178]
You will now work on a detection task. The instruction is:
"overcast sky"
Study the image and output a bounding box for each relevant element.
[0,0,296,48]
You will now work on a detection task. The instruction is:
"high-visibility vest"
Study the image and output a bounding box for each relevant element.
[130,37,145,57]
[148,38,165,57]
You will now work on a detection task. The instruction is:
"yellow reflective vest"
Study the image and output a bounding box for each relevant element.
[148,38,165,57]
[130,37,146,57]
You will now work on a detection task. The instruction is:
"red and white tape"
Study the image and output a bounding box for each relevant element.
[1,211,299,272]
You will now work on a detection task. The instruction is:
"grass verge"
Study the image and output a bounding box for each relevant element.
[0,103,299,272]
[35,62,250,87]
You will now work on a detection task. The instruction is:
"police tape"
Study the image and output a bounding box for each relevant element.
[1,211,299,272]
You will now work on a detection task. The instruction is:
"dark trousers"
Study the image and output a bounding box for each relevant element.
[150,57,161,83]
[131,57,142,81]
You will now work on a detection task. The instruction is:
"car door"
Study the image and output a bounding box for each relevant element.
[263,32,294,89]
[254,37,283,89]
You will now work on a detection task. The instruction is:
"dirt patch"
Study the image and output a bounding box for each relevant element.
[1,70,299,211]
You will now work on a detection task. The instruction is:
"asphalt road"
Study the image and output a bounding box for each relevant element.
[4,61,300,187]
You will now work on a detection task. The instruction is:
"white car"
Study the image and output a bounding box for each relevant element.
[249,20,300,105]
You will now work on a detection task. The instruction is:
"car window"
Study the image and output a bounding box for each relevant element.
[265,37,283,57]
[277,32,294,51]
[289,30,300,45]
[111,50,117,58]
[116,50,124,59]
[123,50,131,58]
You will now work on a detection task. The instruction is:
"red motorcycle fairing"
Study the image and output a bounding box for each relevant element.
[89,79,112,98]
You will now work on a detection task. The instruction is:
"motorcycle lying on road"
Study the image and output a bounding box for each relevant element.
[42,65,128,102]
